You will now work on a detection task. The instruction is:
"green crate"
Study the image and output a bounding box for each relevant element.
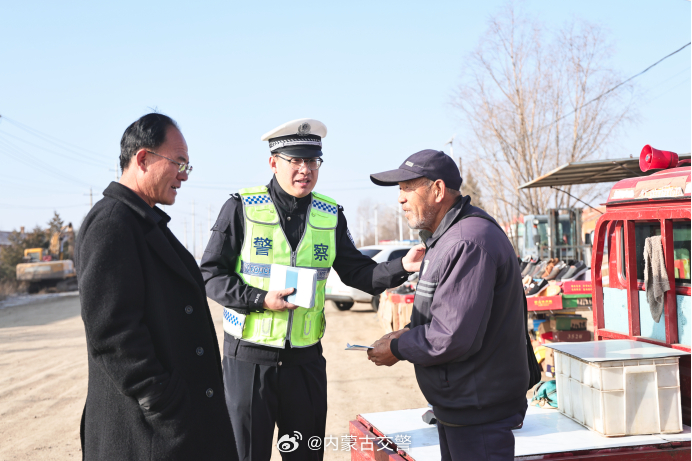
[562,294,592,309]
[552,316,587,331]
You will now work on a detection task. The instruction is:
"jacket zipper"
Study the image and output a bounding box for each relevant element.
[412,245,429,306]
[283,200,311,346]
[284,250,296,344]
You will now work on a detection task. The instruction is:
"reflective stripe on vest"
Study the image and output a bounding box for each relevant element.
[232,186,337,348]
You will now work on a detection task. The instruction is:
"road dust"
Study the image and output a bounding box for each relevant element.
[0,295,426,460]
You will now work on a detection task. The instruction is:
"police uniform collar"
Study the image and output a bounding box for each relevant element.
[268,177,312,214]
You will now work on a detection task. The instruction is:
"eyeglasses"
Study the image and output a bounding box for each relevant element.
[146,150,193,175]
[275,154,323,171]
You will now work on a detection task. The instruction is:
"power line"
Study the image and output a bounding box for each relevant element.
[646,66,690,92]
[647,75,691,103]
[0,115,112,161]
[485,42,692,192]
[0,176,81,192]
[0,202,89,210]
[0,128,110,168]
[543,42,691,135]
[0,137,91,187]
[549,186,603,214]
[488,42,692,155]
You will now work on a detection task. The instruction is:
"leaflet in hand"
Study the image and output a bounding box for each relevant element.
[268,264,317,309]
[345,343,374,351]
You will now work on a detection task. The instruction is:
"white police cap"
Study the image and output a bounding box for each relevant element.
[261,118,327,158]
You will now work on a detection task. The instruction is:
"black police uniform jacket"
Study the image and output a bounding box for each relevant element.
[201,177,410,366]
[75,182,237,461]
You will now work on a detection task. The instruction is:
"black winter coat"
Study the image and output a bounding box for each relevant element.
[75,182,237,461]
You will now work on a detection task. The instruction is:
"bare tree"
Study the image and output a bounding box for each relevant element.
[454,5,636,231]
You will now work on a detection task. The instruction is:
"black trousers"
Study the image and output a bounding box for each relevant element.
[222,354,327,461]
[437,409,526,461]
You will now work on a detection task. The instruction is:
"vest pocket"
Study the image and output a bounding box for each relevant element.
[301,311,325,342]
[260,313,273,337]
[302,312,314,339]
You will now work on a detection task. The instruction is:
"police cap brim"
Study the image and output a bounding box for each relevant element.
[274,147,323,158]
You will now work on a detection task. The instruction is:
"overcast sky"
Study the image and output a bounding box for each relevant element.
[1,0,689,255]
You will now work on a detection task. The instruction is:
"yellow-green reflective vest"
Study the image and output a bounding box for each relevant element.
[233,186,337,348]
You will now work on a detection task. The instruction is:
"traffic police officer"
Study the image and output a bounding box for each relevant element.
[201,118,424,461]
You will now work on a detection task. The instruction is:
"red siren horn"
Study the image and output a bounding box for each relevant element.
[639,145,679,172]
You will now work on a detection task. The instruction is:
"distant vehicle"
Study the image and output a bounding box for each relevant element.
[325,243,415,311]
[517,209,589,262]
[16,224,77,293]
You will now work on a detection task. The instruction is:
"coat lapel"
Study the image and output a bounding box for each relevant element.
[145,226,202,296]
[102,182,203,296]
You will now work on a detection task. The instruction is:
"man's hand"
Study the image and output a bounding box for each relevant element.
[367,336,399,367]
[263,288,299,311]
[402,244,425,272]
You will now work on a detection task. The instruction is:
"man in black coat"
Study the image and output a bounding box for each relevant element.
[75,113,237,460]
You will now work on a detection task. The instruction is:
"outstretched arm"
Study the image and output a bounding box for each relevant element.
[332,210,411,294]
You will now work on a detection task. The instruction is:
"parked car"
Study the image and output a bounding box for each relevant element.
[325,243,415,311]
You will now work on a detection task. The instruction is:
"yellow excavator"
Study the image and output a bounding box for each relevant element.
[16,224,77,293]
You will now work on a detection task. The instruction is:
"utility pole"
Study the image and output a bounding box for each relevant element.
[192,200,196,258]
[374,206,378,245]
[396,205,403,241]
[89,188,93,208]
[183,218,188,249]
[445,134,460,177]
[444,135,455,157]
[115,161,119,181]
[199,223,203,256]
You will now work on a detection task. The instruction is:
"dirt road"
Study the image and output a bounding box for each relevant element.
[0,295,427,460]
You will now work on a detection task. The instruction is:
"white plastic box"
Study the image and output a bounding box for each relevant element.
[548,340,687,437]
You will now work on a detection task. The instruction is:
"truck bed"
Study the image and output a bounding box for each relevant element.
[350,403,690,460]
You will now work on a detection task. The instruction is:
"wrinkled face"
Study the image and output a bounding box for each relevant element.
[270,154,319,198]
[143,127,189,206]
[398,177,436,230]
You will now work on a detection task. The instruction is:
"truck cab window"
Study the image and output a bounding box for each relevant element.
[631,222,690,285]
[673,222,691,284]
[634,223,661,282]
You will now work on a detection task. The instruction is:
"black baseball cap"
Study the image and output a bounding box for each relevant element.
[370,149,462,190]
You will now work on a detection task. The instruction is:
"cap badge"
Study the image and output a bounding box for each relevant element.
[405,161,414,167]
[297,122,311,136]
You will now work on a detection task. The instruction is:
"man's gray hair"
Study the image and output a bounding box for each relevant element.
[414,177,461,198]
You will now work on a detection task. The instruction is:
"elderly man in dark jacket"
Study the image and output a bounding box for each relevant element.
[367,150,528,461]
[75,113,237,460]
